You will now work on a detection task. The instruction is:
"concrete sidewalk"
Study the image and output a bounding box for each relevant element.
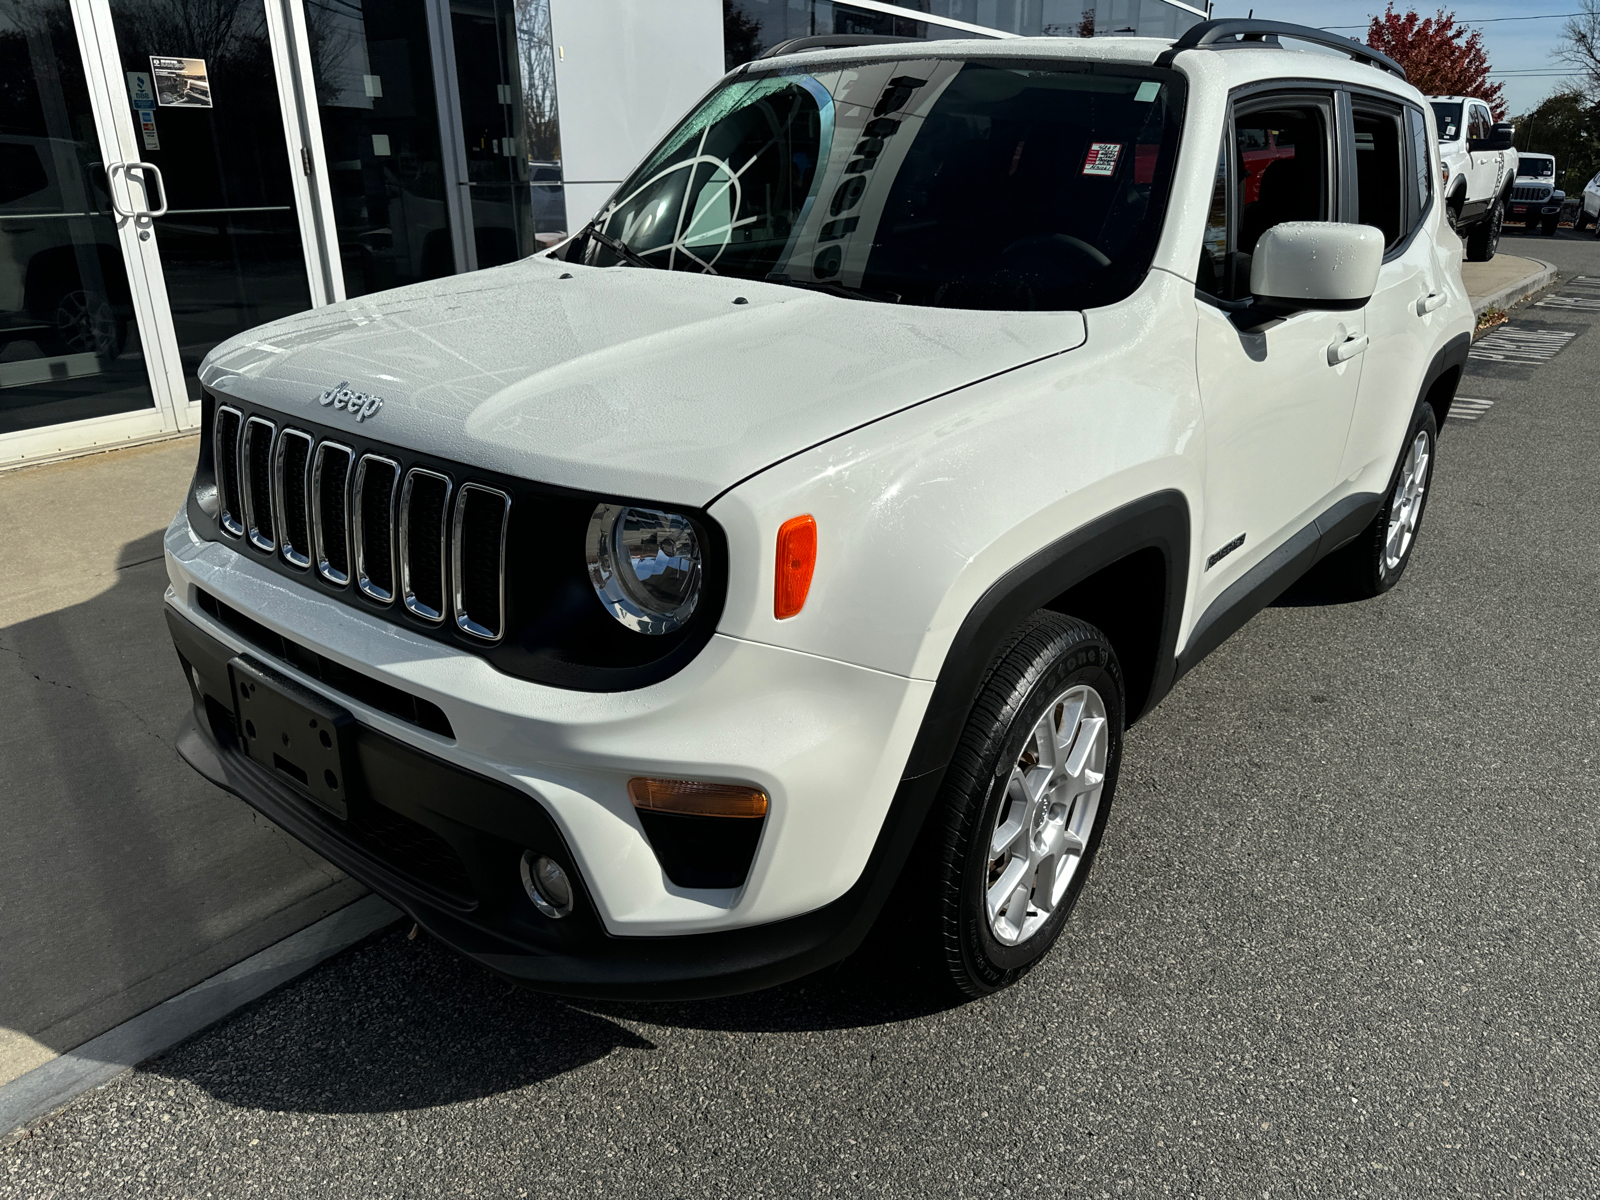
[0,440,363,1089]
[1460,253,1557,319]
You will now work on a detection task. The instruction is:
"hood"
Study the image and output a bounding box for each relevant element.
[199,255,1086,507]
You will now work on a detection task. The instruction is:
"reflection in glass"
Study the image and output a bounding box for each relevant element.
[451,0,565,268]
[107,0,312,400]
[305,0,457,298]
[572,60,1184,313]
[0,0,155,436]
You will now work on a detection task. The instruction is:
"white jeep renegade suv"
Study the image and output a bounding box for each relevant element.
[164,20,1474,999]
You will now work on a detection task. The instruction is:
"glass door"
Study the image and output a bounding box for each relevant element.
[96,0,316,403]
[449,0,566,268]
[0,0,164,444]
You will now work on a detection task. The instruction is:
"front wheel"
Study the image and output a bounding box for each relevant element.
[1322,400,1438,599]
[1543,216,1561,237]
[1466,200,1502,261]
[921,613,1123,999]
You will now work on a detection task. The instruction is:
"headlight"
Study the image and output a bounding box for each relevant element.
[586,503,703,634]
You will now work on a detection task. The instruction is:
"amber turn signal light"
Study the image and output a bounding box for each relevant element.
[628,778,769,819]
[775,514,817,619]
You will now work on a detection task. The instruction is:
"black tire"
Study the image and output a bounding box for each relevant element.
[1577,209,1592,232]
[1320,399,1438,599]
[921,612,1124,999]
[1465,199,1502,261]
[1542,216,1560,237]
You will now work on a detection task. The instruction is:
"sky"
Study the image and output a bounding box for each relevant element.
[1206,1,1587,114]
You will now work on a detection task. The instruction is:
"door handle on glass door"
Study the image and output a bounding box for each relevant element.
[106,162,168,219]
[129,162,168,217]
[1327,333,1369,365]
[106,162,139,218]
[1417,291,1447,315]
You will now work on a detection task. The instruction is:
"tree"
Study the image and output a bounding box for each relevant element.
[1557,0,1600,103]
[723,0,764,70]
[1512,90,1600,195]
[1365,5,1504,118]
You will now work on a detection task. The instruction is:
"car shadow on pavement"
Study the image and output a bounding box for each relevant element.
[141,917,957,1114]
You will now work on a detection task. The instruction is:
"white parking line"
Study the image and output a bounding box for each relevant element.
[1534,294,1600,310]
[1448,397,1494,422]
[1468,326,1576,364]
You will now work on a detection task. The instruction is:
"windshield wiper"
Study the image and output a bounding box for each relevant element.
[764,273,900,303]
[577,219,666,272]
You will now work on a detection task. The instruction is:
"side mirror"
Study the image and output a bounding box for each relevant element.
[1470,123,1515,152]
[1249,222,1384,317]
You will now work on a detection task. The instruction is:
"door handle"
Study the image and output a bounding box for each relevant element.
[1417,291,1447,315]
[1327,333,1369,365]
[106,162,138,218]
[129,162,168,217]
[105,162,168,219]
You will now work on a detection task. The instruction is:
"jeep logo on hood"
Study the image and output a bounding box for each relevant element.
[316,380,383,422]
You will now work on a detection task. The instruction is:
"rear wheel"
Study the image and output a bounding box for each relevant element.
[1466,199,1502,261]
[920,613,1123,999]
[1576,208,1592,232]
[1321,399,1437,599]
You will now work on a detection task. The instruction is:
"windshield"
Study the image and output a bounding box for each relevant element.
[565,58,1186,311]
[1517,158,1554,179]
[1429,102,1462,141]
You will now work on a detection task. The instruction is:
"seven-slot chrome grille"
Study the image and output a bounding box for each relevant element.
[214,415,510,642]
[1511,184,1552,203]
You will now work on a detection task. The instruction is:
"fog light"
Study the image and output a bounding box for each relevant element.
[520,851,574,919]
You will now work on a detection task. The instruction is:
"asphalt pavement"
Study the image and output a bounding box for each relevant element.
[4,228,1597,1199]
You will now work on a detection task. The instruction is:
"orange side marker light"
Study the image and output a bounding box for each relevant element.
[775,514,817,620]
[627,778,769,819]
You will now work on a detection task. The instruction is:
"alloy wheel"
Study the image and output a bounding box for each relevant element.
[1382,429,1431,575]
[985,684,1108,945]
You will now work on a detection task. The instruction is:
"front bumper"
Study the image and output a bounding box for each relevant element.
[163,510,940,997]
[1507,201,1561,222]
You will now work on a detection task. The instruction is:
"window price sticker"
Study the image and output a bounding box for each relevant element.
[1082,142,1122,177]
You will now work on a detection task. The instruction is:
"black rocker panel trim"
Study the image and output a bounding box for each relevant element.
[1176,491,1382,678]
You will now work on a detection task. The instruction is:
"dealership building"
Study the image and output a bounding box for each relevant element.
[1,0,1207,467]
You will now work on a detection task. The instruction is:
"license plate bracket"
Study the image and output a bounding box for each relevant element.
[230,656,355,819]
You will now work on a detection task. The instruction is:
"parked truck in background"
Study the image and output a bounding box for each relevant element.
[1429,95,1517,260]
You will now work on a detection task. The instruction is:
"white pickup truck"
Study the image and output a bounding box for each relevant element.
[1429,95,1517,260]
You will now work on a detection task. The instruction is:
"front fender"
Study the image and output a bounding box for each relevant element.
[707,268,1205,701]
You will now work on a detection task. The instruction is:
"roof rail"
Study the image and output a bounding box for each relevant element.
[758,34,922,60]
[1153,19,1407,80]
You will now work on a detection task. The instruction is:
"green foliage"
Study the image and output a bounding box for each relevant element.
[1512,90,1600,195]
